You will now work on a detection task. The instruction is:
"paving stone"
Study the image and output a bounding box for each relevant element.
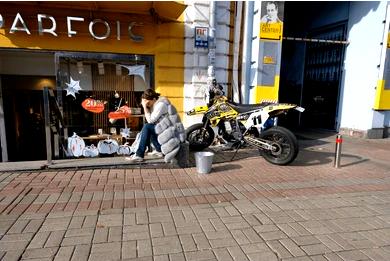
[300,243,331,256]
[61,235,93,246]
[90,242,121,261]
[336,250,370,261]
[161,222,177,236]
[213,248,234,261]
[22,247,58,259]
[210,237,238,248]
[123,225,150,241]
[152,236,182,255]
[279,238,306,257]
[40,217,71,232]
[185,250,215,261]
[227,246,249,261]
[241,242,269,254]
[7,219,29,234]
[199,219,216,232]
[83,215,98,228]
[97,214,122,227]
[291,235,321,246]
[179,234,197,251]
[176,223,203,235]
[122,240,137,259]
[0,236,31,251]
[137,239,153,257]
[193,233,212,250]
[246,251,278,261]
[1,250,24,261]
[154,255,169,261]
[54,246,74,261]
[259,230,288,241]
[231,229,250,245]
[70,244,90,261]
[169,252,186,261]
[266,240,293,259]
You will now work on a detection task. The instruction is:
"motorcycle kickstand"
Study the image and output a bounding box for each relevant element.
[230,140,245,161]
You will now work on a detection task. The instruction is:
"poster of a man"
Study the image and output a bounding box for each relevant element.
[261,1,283,24]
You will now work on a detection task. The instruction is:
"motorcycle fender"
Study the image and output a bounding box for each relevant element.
[186,105,209,115]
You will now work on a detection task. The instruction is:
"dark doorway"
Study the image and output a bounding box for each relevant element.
[279,2,348,131]
[2,76,55,161]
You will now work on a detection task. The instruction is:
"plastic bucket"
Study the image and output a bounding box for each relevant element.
[194,151,214,174]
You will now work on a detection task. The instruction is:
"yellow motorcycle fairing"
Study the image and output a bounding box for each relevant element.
[208,100,239,127]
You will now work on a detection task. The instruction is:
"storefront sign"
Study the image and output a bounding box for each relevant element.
[194,27,208,48]
[1,12,144,42]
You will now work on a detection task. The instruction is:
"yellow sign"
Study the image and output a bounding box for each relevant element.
[263,56,275,64]
[260,22,283,40]
[388,32,390,48]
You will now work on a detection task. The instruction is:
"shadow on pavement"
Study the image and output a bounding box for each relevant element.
[292,149,370,167]
[212,164,242,172]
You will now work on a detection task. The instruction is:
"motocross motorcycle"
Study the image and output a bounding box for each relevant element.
[185,84,305,165]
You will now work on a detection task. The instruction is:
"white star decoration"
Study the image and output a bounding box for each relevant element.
[65,77,82,98]
[120,65,146,81]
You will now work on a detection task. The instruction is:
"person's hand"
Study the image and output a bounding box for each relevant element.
[141,98,148,108]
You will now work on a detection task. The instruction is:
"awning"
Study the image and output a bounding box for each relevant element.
[5,1,187,21]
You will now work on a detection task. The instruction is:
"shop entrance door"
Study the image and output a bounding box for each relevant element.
[2,76,47,161]
[300,24,347,130]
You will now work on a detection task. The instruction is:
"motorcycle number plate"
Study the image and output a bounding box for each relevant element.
[295,106,305,112]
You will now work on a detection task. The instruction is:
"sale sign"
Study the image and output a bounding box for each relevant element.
[81,98,105,113]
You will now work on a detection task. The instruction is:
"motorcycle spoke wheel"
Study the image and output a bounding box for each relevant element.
[186,124,215,151]
[259,126,299,165]
[188,129,212,146]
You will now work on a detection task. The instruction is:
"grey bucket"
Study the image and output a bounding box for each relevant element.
[194,151,214,174]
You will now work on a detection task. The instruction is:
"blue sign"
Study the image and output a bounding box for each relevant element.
[195,27,209,48]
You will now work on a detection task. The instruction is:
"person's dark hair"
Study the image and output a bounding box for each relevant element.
[142,88,160,100]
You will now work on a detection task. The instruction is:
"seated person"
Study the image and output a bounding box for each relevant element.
[127,88,186,163]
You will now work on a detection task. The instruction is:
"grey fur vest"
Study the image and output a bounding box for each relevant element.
[152,97,186,163]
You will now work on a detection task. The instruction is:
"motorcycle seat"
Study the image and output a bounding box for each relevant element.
[228,101,272,113]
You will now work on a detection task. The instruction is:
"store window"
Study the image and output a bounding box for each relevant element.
[55,52,154,156]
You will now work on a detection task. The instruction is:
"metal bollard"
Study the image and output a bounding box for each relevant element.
[334,134,343,168]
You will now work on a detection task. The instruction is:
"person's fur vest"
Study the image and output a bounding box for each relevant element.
[145,97,186,163]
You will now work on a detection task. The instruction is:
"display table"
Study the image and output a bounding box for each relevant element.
[81,134,123,144]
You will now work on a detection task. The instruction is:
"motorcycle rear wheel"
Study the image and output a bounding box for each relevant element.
[186,123,215,151]
[258,126,299,165]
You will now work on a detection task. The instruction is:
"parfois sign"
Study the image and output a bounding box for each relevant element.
[0,13,144,42]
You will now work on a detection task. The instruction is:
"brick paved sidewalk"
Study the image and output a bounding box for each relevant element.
[0,135,390,261]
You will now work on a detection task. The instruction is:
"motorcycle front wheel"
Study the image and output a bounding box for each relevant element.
[258,126,299,165]
[186,123,215,151]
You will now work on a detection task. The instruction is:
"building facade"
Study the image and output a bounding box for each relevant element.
[183,1,390,138]
[0,1,389,162]
[0,1,186,161]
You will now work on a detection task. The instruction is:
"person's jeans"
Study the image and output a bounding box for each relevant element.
[136,123,162,158]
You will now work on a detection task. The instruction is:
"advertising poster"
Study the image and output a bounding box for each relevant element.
[259,1,284,40]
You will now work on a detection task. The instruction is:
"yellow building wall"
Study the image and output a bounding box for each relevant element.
[0,4,185,114]
[374,80,390,110]
[255,76,280,103]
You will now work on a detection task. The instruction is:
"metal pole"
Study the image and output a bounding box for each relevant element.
[334,134,342,168]
[242,1,254,104]
[207,1,217,86]
[43,87,52,165]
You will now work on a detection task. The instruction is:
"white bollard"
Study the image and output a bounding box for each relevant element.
[334,134,343,168]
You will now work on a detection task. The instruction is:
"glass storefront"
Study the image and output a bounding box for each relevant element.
[0,50,154,161]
